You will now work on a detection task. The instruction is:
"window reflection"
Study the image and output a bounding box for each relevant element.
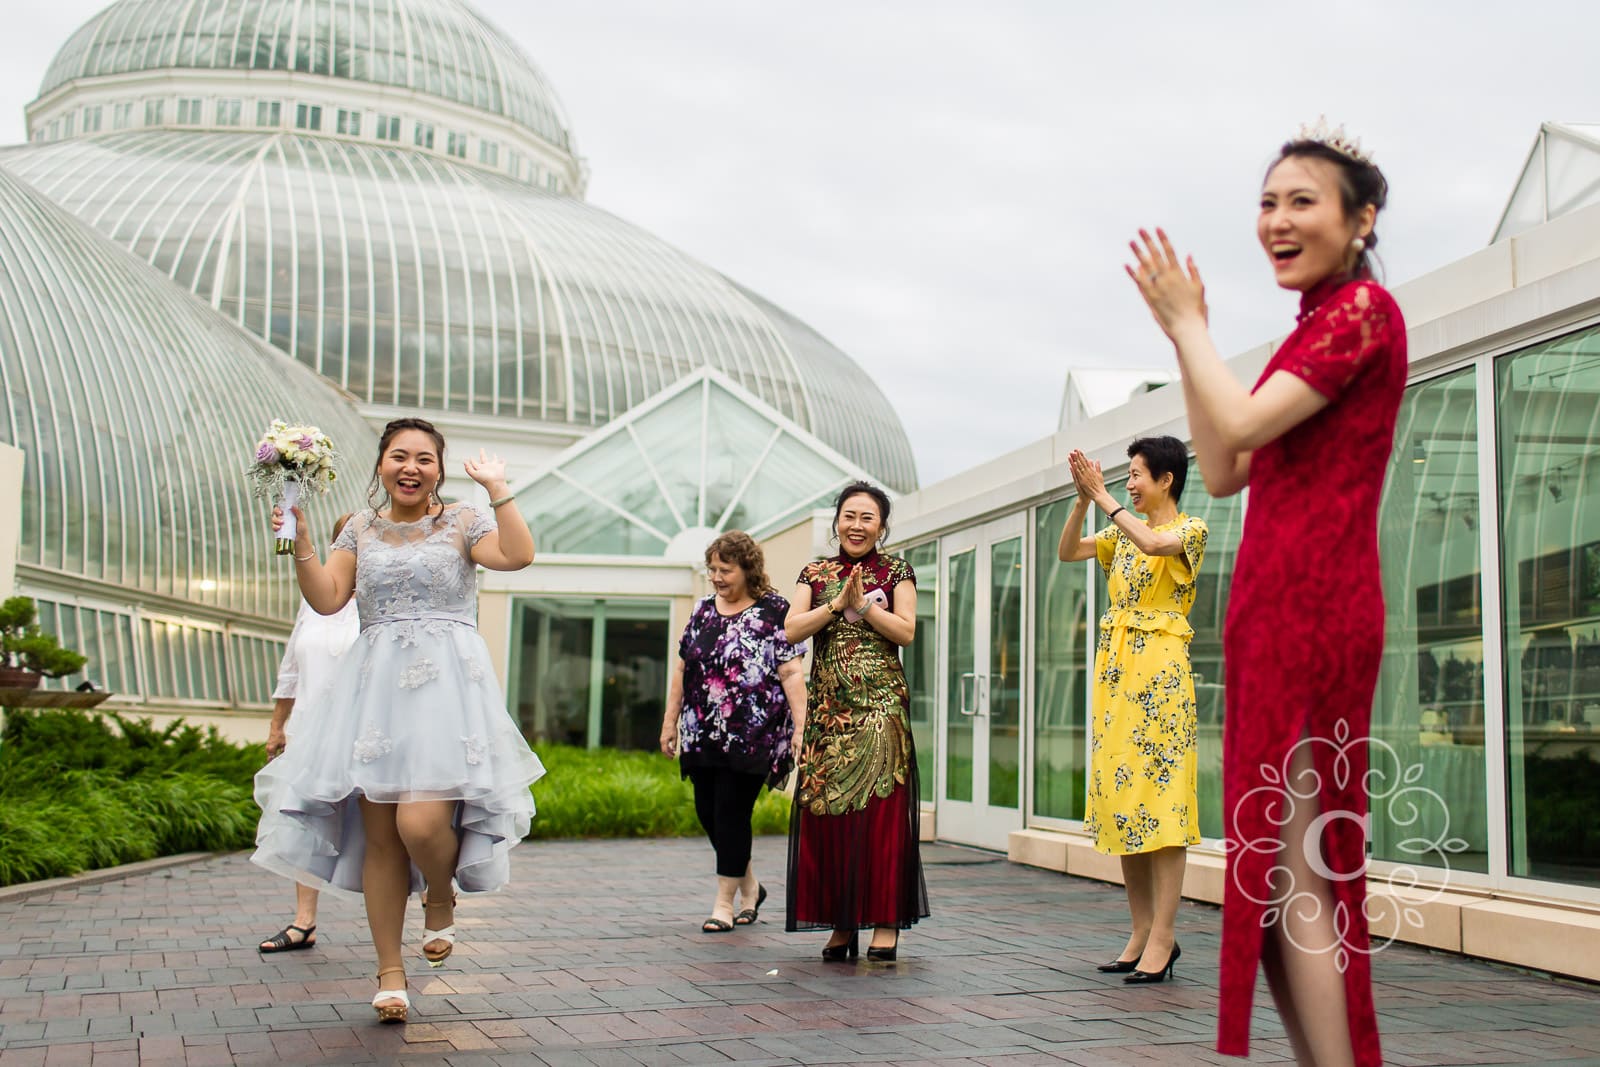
[903,542,939,802]
[1498,325,1600,885]
[1372,369,1488,872]
[1034,497,1089,820]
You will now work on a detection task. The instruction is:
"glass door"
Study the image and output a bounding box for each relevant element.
[938,513,1027,849]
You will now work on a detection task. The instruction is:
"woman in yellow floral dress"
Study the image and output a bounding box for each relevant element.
[1058,435,1206,985]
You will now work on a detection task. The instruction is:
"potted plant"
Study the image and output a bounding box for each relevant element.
[0,596,88,690]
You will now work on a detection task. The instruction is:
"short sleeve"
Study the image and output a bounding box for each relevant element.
[678,597,710,658]
[888,556,916,588]
[1285,283,1397,400]
[331,514,361,554]
[796,561,818,587]
[271,605,306,699]
[1094,525,1119,573]
[464,504,498,547]
[1169,517,1208,582]
[764,594,806,661]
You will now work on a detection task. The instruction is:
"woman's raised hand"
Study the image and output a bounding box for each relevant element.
[1125,228,1208,342]
[1068,450,1107,500]
[463,449,508,489]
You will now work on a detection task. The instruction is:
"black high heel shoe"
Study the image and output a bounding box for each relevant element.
[821,930,859,961]
[1096,957,1139,974]
[1124,943,1180,984]
[866,931,899,962]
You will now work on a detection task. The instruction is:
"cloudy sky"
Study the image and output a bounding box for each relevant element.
[3,2,1597,485]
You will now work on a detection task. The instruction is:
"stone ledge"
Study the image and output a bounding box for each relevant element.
[0,851,219,903]
[1008,826,1600,982]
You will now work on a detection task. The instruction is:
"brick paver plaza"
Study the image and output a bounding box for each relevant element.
[4,837,1600,1065]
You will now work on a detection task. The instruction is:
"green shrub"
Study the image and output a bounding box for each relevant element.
[0,710,262,886]
[0,710,793,886]
[529,745,791,840]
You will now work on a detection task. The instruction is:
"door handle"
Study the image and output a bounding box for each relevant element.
[978,673,990,717]
[958,672,978,716]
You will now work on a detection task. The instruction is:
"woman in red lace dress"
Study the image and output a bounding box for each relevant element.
[1126,128,1405,1067]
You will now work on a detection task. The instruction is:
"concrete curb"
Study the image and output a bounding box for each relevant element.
[0,850,228,903]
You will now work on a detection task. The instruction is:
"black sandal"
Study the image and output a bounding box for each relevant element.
[258,923,316,953]
[701,917,734,933]
[733,884,767,926]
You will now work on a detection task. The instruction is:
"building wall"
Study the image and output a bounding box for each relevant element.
[0,443,20,598]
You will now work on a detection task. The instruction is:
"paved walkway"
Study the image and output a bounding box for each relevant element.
[4,837,1600,1066]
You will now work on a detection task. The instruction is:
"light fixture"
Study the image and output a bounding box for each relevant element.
[196,579,219,591]
[1412,439,1427,464]
[1549,480,1565,502]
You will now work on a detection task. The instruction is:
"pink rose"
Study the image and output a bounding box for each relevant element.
[255,442,279,464]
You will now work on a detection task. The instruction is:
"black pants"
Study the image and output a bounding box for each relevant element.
[686,767,766,877]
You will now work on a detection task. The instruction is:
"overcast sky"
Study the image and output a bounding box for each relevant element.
[4,2,1598,486]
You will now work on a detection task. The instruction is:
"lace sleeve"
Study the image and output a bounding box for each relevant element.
[1287,283,1397,399]
[331,513,362,554]
[1095,525,1119,573]
[464,504,498,547]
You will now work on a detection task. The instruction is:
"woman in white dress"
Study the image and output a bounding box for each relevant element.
[252,417,545,1023]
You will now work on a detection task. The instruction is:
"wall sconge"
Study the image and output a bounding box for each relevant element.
[1461,512,1476,531]
[1549,480,1565,502]
[1412,440,1427,464]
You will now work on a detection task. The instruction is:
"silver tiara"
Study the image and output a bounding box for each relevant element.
[1294,116,1373,165]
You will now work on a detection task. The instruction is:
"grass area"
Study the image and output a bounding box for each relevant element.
[529,745,791,840]
[0,710,790,887]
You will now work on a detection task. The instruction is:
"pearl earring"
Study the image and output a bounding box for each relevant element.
[1351,236,1366,253]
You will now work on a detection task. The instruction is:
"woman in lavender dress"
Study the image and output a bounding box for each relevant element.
[660,531,807,932]
[253,417,545,1024]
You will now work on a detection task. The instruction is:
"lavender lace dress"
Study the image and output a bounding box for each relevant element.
[252,504,544,898]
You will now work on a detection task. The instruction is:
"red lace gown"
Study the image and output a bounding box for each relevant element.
[1217,277,1406,1066]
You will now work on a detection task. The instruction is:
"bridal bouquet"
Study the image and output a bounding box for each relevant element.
[246,421,340,555]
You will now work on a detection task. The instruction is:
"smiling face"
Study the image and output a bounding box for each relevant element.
[835,493,884,558]
[1258,155,1375,292]
[378,429,441,509]
[1125,455,1171,515]
[707,552,750,602]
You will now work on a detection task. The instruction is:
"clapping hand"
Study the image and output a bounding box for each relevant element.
[463,449,508,490]
[1068,450,1106,501]
[1125,228,1208,342]
[840,566,868,614]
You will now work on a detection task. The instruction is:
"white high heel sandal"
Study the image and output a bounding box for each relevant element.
[421,890,457,967]
[372,966,409,1023]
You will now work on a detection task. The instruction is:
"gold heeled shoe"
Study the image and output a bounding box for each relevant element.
[372,966,409,1023]
[421,890,457,967]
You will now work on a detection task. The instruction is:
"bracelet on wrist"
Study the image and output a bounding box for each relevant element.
[294,550,316,561]
[1107,506,1127,521]
[827,602,843,619]
[488,494,515,508]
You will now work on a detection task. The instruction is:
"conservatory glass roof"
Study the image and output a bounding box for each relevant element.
[513,368,870,558]
[1491,122,1600,243]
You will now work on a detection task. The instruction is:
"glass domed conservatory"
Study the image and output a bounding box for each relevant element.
[1,0,917,744]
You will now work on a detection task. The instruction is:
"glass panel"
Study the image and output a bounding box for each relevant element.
[511,598,594,746]
[702,384,782,524]
[1181,487,1243,840]
[945,548,976,802]
[561,433,679,538]
[1034,498,1090,820]
[723,431,850,534]
[597,601,671,751]
[518,474,668,556]
[630,388,708,525]
[1499,324,1600,885]
[1371,369,1488,872]
[988,536,1023,809]
[903,542,939,802]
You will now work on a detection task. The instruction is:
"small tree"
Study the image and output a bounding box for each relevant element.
[0,596,88,678]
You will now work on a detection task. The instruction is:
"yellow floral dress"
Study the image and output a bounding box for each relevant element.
[1084,514,1207,855]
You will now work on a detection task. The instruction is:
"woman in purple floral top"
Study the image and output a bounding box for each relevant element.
[661,531,808,933]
